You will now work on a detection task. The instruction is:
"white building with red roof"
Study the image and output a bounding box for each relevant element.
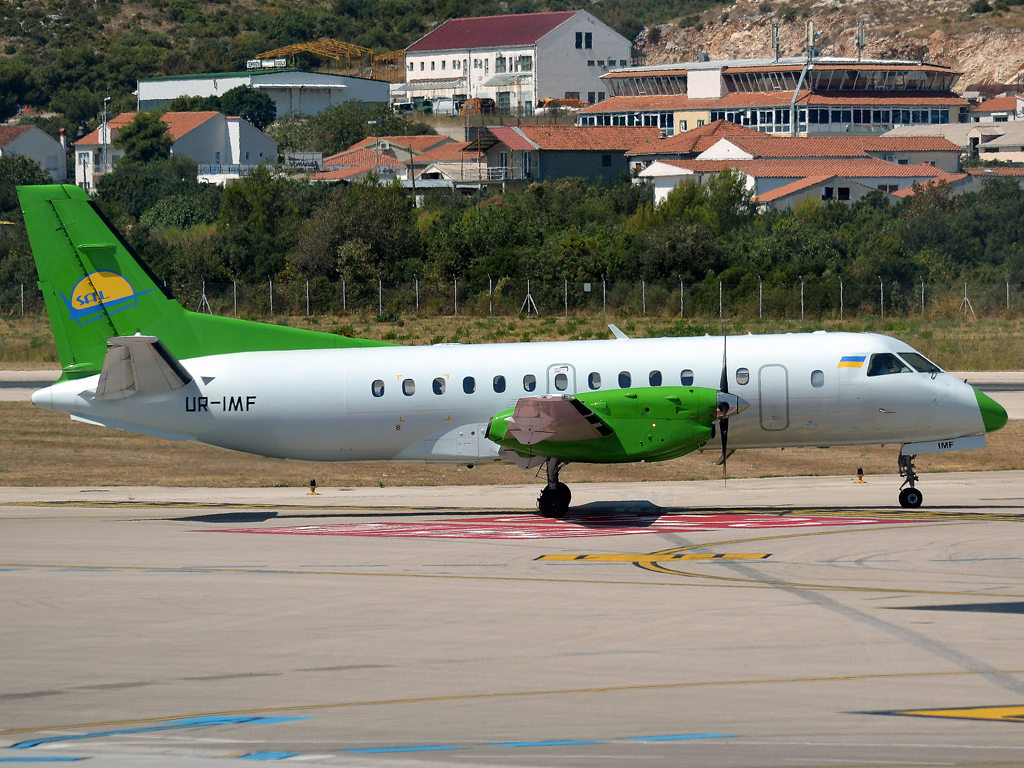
[74,111,277,190]
[0,125,66,181]
[399,10,632,115]
[969,96,1023,123]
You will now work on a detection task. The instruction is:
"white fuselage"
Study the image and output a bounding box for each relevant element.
[32,332,985,463]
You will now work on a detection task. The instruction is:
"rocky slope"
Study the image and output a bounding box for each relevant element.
[640,0,1024,93]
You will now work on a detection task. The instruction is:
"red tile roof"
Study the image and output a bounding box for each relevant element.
[656,157,949,179]
[323,148,406,168]
[582,90,967,113]
[415,140,483,162]
[485,126,537,151]
[311,166,381,181]
[890,177,966,197]
[519,125,662,151]
[347,135,453,154]
[626,120,763,156]
[971,96,1021,113]
[0,125,32,147]
[709,135,963,159]
[76,111,219,146]
[407,11,577,52]
[580,95,689,113]
[965,166,1024,177]
[755,175,835,202]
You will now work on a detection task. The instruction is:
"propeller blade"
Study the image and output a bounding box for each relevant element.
[721,415,729,480]
[719,333,729,394]
[719,331,729,482]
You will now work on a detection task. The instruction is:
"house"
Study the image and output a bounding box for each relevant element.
[0,125,67,181]
[397,10,633,114]
[959,166,1024,193]
[693,135,964,173]
[74,112,278,191]
[885,122,1024,163]
[578,56,968,138]
[969,96,1022,122]
[755,176,894,211]
[626,120,764,169]
[639,157,962,206]
[474,125,661,182]
[138,70,388,116]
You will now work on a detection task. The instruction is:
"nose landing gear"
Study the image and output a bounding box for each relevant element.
[898,452,922,508]
[538,457,571,518]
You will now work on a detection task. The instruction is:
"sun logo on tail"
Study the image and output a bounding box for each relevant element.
[60,271,153,326]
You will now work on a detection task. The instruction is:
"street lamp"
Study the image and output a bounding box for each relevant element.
[101,96,110,177]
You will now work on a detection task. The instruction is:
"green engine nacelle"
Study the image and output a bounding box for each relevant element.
[486,386,720,464]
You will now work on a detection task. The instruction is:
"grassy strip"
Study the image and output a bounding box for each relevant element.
[4,314,1024,371]
[0,401,1019,488]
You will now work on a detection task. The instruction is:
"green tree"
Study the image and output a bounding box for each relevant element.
[220,85,277,131]
[114,111,172,164]
[95,156,202,224]
[218,165,295,280]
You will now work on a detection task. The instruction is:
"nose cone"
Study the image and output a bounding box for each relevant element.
[716,392,750,418]
[975,388,1008,433]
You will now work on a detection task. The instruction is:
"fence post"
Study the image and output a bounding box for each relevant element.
[758,276,762,319]
[641,278,646,316]
[922,279,925,315]
[342,275,346,311]
[879,276,883,319]
[306,279,310,317]
[21,282,24,317]
[680,279,684,319]
[415,276,419,315]
[488,275,492,317]
[269,278,274,318]
[564,277,568,318]
[233,280,237,318]
[839,277,843,321]
[800,275,804,321]
[719,278,723,319]
[454,277,457,316]
[603,276,606,316]
[1007,279,1011,311]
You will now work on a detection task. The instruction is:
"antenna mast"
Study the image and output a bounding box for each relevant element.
[856,21,867,61]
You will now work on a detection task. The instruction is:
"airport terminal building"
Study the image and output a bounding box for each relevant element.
[577,56,968,137]
[137,70,390,116]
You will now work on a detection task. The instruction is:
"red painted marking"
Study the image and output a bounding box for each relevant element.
[211,514,914,540]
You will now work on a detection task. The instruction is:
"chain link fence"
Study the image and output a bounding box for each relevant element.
[1,277,1019,321]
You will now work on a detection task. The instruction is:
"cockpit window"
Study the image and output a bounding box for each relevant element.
[867,353,913,377]
[900,352,942,374]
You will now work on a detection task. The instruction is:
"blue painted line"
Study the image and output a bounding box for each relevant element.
[11,716,310,749]
[343,746,466,754]
[621,733,736,742]
[238,752,300,760]
[490,740,602,748]
[0,758,89,762]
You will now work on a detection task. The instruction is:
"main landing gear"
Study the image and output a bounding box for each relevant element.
[898,452,923,508]
[538,457,571,518]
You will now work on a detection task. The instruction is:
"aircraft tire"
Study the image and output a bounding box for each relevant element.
[899,487,923,508]
[538,485,570,518]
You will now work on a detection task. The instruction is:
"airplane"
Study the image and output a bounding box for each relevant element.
[18,184,1008,516]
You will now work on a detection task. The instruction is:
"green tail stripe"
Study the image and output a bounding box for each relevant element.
[18,184,391,380]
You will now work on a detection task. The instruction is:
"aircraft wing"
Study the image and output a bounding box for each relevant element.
[504,395,614,445]
[95,336,193,401]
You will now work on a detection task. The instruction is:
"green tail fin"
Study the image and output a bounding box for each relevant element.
[18,184,389,380]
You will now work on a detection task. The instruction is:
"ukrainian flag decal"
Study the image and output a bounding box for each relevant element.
[838,355,866,368]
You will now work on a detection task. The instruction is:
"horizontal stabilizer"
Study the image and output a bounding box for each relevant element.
[505,396,614,446]
[95,336,193,401]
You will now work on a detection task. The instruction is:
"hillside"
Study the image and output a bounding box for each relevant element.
[638,0,1024,92]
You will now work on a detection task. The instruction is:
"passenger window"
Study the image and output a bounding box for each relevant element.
[680,369,694,386]
[493,375,506,393]
[554,372,568,391]
[588,372,602,390]
[735,368,749,385]
[618,371,631,388]
[867,353,912,377]
[524,374,536,392]
[432,377,446,395]
[402,378,415,396]
[649,370,662,387]
[811,370,824,388]
[372,379,385,397]
[463,376,476,394]
[900,352,942,373]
